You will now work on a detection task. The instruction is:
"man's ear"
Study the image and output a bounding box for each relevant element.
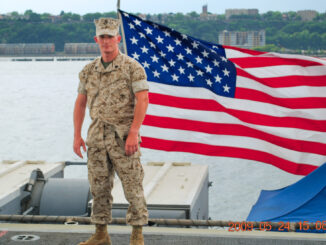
[117,35,122,43]
[94,36,98,43]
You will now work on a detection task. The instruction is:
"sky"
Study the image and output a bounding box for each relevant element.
[1,0,326,15]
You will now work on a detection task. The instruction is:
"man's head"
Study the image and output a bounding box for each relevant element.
[94,18,121,57]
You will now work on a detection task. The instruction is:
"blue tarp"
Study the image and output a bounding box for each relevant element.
[247,163,326,232]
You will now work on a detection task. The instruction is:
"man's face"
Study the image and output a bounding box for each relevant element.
[94,34,121,54]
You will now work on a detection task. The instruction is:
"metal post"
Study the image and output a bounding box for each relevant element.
[117,5,128,55]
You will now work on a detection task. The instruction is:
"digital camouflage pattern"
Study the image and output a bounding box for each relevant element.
[95,18,120,37]
[78,52,149,225]
[87,125,148,225]
[78,52,149,148]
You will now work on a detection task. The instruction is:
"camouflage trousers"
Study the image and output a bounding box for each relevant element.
[87,125,148,226]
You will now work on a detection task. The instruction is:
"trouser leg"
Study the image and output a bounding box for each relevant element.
[107,136,148,226]
[87,147,115,224]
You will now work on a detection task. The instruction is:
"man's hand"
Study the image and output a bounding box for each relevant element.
[125,130,139,156]
[73,136,86,158]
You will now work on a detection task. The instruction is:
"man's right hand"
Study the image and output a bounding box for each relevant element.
[73,136,86,158]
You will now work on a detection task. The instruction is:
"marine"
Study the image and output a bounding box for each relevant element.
[73,17,149,245]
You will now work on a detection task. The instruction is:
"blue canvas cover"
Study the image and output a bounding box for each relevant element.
[247,163,326,232]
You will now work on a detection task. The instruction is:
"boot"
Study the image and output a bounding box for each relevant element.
[130,226,144,245]
[78,224,111,245]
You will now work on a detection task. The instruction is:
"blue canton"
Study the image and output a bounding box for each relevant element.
[119,10,237,98]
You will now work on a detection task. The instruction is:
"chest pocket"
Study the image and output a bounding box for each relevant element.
[104,79,132,107]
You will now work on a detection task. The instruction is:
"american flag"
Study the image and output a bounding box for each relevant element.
[119,10,326,176]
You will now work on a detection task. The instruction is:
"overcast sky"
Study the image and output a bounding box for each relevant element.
[2,0,325,15]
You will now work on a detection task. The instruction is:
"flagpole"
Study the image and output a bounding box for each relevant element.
[117,0,128,55]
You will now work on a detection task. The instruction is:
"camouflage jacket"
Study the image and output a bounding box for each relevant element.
[78,52,149,147]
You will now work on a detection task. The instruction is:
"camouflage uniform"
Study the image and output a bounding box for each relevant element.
[78,52,149,226]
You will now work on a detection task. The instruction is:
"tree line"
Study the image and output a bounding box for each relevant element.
[0,10,325,53]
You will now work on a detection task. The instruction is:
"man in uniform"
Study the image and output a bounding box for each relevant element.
[73,17,149,245]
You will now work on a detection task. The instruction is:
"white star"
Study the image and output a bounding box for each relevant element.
[161,64,169,72]
[206,79,213,87]
[159,51,166,58]
[212,50,217,54]
[139,32,146,38]
[142,61,150,69]
[177,53,184,60]
[215,75,222,83]
[132,52,140,60]
[163,30,171,37]
[213,59,220,67]
[169,59,176,67]
[223,68,230,77]
[156,36,164,44]
[134,19,141,26]
[171,74,179,82]
[140,46,149,53]
[123,12,129,17]
[174,39,182,46]
[128,23,135,29]
[213,45,219,49]
[205,65,212,73]
[181,34,188,40]
[186,62,194,68]
[151,55,159,63]
[149,42,156,48]
[223,84,231,93]
[130,36,138,45]
[196,70,203,76]
[188,74,195,82]
[202,50,209,58]
[195,56,202,64]
[145,27,153,35]
[192,41,199,49]
[178,66,185,74]
[153,70,160,78]
[167,44,174,52]
[185,47,192,54]
[221,56,228,62]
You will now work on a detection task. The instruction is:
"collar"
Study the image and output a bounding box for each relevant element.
[94,51,123,73]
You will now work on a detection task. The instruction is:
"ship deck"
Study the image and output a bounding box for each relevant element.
[0,223,325,245]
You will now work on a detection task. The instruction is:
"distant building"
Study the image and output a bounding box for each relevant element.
[0,43,55,55]
[225,9,259,20]
[218,30,265,48]
[64,43,100,55]
[200,4,218,20]
[202,5,208,15]
[297,10,318,21]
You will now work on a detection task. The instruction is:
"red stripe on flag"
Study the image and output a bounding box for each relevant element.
[236,68,326,88]
[143,115,326,156]
[141,136,318,175]
[235,87,326,109]
[148,93,326,132]
[230,57,323,68]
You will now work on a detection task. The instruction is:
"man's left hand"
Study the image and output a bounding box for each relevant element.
[125,131,139,156]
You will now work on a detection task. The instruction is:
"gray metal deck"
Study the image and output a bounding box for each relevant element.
[0,223,325,245]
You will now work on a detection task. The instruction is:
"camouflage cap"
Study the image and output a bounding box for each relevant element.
[94,18,120,36]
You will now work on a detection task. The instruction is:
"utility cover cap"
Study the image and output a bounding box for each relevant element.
[95,18,120,36]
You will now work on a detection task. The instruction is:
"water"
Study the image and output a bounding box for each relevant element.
[0,59,301,221]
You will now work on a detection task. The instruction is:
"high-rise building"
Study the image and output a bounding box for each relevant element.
[218,30,266,48]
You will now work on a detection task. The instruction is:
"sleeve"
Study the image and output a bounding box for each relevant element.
[130,60,149,94]
[77,68,87,95]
